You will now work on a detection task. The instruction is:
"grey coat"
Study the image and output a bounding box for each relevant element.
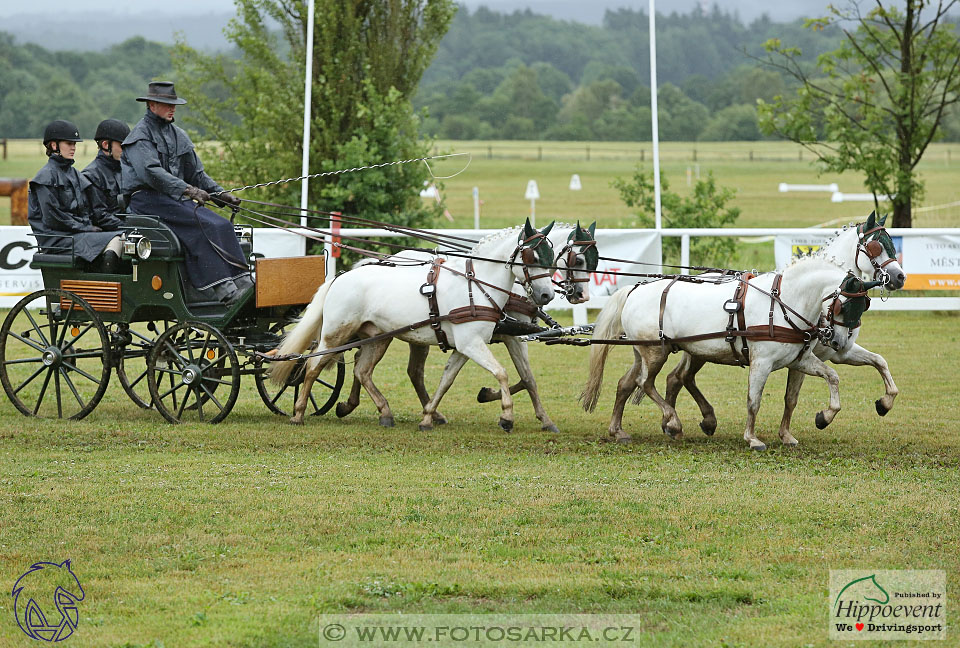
[82,151,125,219]
[28,155,121,262]
[120,110,223,199]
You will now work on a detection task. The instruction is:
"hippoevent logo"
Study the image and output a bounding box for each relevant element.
[11,560,85,642]
[830,570,945,640]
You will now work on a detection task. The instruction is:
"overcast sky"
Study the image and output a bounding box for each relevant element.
[0,0,832,24]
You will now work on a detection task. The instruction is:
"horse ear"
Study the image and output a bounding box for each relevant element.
[866,210,876,229]
[879,214,888,226]
[540,220,555,236]
[523,217,534,237]
[588,221,597,237]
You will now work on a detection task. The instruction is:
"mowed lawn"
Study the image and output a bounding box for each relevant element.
[0,310,958,647]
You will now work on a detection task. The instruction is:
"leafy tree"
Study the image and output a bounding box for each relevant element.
[700,104,761,141]
[657,83,710,141]
[757,0,960,227]
[173,0,455,262]
[613,168,741,268]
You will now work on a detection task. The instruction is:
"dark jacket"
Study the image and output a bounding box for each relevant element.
[120,110,223,199]
[82,151,125,219]
[28,155,121,261]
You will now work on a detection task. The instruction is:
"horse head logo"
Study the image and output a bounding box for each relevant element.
[12,560,85,642]
[834,573,890,612]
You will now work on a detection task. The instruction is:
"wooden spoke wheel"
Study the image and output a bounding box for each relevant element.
[254,355,344,418]
[113,320,174,409]
[0,289,111,420]
[146,321,240,424]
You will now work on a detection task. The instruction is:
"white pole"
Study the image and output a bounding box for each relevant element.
[300,0,315,238]
[473,186,480,229]
[649,0,662,232]
[530,198,536,227]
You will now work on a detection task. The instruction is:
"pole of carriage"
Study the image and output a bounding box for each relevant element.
[300,0,317,258]
[649,0,663,256]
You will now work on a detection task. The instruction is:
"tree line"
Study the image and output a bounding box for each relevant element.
[2,4,960,144]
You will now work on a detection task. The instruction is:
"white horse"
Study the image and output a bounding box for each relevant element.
[581,213,905,451]
[662,214,905,442]
[270,219,558,431]
[334,222,599,433]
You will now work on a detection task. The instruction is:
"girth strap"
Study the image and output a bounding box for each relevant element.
[725,272,755,366]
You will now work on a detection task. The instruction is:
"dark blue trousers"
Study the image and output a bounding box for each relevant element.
[130,191,246,290]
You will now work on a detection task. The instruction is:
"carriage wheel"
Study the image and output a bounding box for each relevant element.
[254,355,344,417]
[146,321,240,424]
[114,320,174,409]
[0,289,111,420]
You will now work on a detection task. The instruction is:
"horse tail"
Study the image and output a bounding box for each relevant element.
[580,286,630,412]
[270,281,331,385]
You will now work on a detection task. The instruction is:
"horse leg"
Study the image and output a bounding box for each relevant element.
[637,347,682,439]
[335,350,364,419]
[418,351,470,431]
[777,368,805,447]
[426,339,514,432]
[406,344,447,425]
[292,352,340,425]
[791,354,842,429]
[477,381,526,402]
[668,353,716,436]
[835,344,898,416]
[743,358,774,451]
[501,337,559,433]
[608,350,643,443]
[352,339,395,427]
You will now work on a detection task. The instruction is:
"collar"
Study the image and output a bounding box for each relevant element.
[49,154,75,168]
[145,110,175,127]
[97,150,121,171]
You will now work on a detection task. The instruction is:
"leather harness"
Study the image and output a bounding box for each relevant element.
[421,258,503,351]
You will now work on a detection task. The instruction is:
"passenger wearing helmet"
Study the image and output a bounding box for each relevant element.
[28,120,124,273]
[82,118,130,219]
[121,81,251,305]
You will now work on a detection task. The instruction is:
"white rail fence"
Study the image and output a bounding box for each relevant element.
[329,227,960,325]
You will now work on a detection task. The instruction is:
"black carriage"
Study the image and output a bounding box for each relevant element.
[0,214,344,423]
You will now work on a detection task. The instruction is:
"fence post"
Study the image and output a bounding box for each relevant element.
[1,138,6,160]
[487,145,492,160]
[538,145,542,161]
[586,145,590,161]
[692,148,697,162]
[749,150,753,162]
[798,149,802,161]
[680,234,690,275]
[640,149,645,162]
[0,178,29,225]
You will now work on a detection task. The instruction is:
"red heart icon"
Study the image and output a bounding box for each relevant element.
[856,623,864,631]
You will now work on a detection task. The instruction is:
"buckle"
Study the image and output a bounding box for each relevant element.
[420,283,436,297]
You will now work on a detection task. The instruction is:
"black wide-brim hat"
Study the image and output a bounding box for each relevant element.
[136,81,187,105]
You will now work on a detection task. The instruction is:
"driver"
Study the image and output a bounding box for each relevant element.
[120,81,252,305]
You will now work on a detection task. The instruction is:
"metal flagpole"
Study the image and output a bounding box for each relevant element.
[649,0,662,232]
[299,0,316,257]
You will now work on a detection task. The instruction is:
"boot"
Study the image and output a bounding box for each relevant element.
[98,250,120,274]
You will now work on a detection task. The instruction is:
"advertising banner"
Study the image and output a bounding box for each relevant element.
[775,233,960,290]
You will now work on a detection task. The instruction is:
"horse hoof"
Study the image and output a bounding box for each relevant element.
[662,426,683,440]
[289,417,304,426]
[418,422,433,432]
[498,417,514,433]
[699,420,716,436]
[542,423,560,434]
[783,440,799,448]
[615,435,633,444]
[875,399,890,417]
[433,413,448,425]
[379,416,395,428]
[477,387,498,403]
[749,440,767,452]
[335,402,352,418]
[815,412,829,429]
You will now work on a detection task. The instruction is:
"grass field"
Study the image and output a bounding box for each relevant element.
[0,309,958,647]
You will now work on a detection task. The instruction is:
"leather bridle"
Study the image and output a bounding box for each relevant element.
[554,238,597,298]
[856,224,898,286]
[509,231,555,295]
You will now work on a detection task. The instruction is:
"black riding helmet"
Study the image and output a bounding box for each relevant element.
[94,118,130,143]
[42,120,82,144]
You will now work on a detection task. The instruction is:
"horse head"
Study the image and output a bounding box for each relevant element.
[821,274,883,350]
[555,221,598,304]
[513,218,557,305]
[12,560,85,641]
[856,212,906,289]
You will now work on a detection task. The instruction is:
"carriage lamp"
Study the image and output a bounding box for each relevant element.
[234,226,252,246]
[122,233,152,260]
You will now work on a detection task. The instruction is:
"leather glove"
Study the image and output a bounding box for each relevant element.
[211,191,241,208]
[183,185,210,205]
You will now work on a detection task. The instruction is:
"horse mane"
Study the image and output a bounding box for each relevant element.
[781,223,859,270]
[470,225,525,254]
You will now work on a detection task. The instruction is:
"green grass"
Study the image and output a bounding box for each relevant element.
[1,310,958,647]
